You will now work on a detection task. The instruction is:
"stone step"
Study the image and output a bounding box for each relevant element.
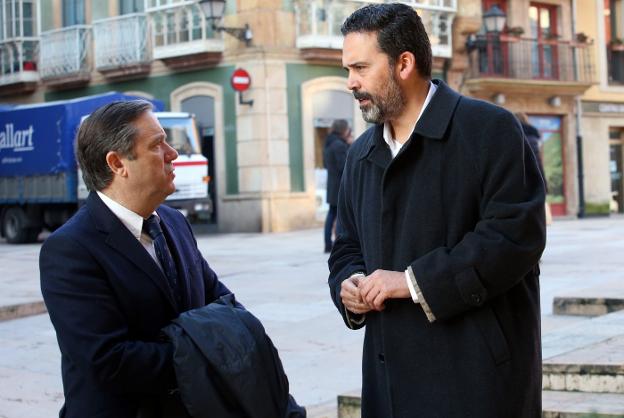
[337,391,624,418]
[554,296,624,317]
[337,391,360,418]
[0,301,46,322]
[543,335,624,394]
[542,390,624,417]
[306,400,338,418]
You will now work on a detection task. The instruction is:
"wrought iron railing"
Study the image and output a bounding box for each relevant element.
[145,0,222,59]
[466,34,594,83]
[92,13,150,70]
[0,37,38,85]
[293,0,456,57]
[39,25,91,80]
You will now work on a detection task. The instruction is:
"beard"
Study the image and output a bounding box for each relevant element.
[353,72,405,124]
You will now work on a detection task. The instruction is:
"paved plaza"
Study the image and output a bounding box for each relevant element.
[0,216,623,417]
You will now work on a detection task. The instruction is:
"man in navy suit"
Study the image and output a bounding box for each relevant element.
[40,100,232,418]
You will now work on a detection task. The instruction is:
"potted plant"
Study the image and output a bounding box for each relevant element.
[575,32,589,43]
[506,26,524,37]
[610,38,624,51]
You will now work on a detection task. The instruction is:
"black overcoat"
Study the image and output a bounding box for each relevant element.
[328,80,546,418]
[324,132,349,206]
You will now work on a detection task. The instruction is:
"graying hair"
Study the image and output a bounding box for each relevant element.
[76,100,153,191]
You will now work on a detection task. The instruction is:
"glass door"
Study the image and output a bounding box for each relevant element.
[529,115,566,216]
[529,3,559,79]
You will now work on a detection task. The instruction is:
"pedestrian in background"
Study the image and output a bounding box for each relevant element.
[328,3,546,418]
[515,112,547,189]
[39,100,235,418]
[323,119,351,253]
[516,111,551,224]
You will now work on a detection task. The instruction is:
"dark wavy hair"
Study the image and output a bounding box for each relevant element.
[341,3,432,78]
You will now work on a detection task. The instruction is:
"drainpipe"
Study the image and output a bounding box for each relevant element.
[572,0,586,218]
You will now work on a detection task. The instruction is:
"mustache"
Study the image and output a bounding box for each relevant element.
[353,91,373,101]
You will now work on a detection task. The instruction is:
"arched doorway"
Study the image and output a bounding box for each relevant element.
[171,82,224,225]
[301,76,363,220]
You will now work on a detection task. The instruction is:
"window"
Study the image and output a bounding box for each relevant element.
[0,1,36,40]
[606,0,624,84]
[119,0,144,14]
[529,3,559,79]
[63,0,85,26]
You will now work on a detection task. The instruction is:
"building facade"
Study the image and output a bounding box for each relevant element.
[449,0,596,218]
[576,0,624,215]
[0,0,459,232]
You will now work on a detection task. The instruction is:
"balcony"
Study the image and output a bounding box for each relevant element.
[0,38,39,96]
[93,13,151,80]
[146,1,223,70]
[464,34,595,97]
[39,25,91,88]
[294,0,456,63]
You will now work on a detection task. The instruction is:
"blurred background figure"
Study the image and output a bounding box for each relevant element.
[516,112,552,224]
[323,119,351,253]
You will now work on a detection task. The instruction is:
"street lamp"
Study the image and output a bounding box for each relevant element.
[198,0,253,46]
[482,4,506,34]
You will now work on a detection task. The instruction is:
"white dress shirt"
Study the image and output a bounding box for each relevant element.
[382,80,438,303]
[96,191,163,271]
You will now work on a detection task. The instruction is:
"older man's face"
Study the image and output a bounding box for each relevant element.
[123,111,179,204]
[342,31,405,124]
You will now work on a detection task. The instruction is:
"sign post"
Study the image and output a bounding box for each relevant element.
[230,68,253,107]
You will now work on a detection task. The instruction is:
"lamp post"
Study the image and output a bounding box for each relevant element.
[482,4,506,34]
[482,4,506,75]
[198,0,253,46]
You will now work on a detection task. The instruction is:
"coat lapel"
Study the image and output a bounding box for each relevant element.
[360,124,391,170]
[86,192,178,311]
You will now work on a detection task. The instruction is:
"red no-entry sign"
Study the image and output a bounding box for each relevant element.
[231,68,251,92]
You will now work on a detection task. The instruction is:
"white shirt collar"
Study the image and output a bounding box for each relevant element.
[96,191,152,240]
[383,80,437,157]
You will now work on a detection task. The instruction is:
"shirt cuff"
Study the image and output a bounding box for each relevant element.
[405,269,419,303]
[344,272,366,329]
[406,265,436,323]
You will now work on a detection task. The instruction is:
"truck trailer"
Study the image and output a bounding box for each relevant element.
[0,92,212,243]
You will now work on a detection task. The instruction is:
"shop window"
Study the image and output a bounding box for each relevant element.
[610,128,624,213]
[529,115,566,216]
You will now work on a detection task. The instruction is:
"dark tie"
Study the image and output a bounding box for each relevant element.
[143,215,180,304]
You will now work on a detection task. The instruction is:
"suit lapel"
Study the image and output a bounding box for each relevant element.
[87,193,178,311]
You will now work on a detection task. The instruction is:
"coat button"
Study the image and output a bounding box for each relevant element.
[472,294,482,305]
[378,353,385,363]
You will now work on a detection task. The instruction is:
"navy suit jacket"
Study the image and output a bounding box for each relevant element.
[40,192,232,418]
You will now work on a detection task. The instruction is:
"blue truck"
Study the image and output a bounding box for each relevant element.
[0,92,212,243]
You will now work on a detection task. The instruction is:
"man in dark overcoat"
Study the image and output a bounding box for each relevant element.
[328,4,546,418]
[323,119,351,253]
[40,101,234,418]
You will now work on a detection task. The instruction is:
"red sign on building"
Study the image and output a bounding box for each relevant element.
[231,68,251,92]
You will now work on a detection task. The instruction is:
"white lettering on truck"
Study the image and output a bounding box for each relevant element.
[0,124,35,152]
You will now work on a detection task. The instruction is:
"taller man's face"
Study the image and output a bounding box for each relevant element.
[342,31,405,124]
[124,111,179,204]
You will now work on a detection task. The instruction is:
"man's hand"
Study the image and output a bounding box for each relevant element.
[340,275,371,314]
[359,269,410,311]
